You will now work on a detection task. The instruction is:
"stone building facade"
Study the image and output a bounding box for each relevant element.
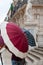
[5,0,43,47]
[19,0,43,47]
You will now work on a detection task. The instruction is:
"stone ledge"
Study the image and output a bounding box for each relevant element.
[24,21,38,26]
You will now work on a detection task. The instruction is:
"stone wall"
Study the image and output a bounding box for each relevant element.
[24,6,43,47]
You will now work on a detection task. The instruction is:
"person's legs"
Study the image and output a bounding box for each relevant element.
[18,59,25,65]
[12,60,18,65]
[12,59,26,65]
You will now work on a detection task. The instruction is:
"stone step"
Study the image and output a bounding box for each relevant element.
[35,47,43,52]
[38,47,43,49]
[25,56,34,65]
[31,49,43,56]
[28,52,40,60]
[29,51,42,60]
[27,53,40,62]
[29,51,43,59]
[34,48,43,53]
[26,56,34,63]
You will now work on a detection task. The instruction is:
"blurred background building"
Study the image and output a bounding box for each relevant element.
[4,0,43,47]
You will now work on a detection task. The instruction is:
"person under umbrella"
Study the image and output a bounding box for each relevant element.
[0,22,28,65]
[0,35,12,65]
[0,35,4,65]
[0,35,5,65]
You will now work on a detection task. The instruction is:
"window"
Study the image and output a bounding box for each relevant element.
[34,14,40,20]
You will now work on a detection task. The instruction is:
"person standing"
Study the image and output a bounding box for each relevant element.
[0,22,28,65]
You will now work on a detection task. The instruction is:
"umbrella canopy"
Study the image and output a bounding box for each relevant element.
[0,22,28,59]
[23,29,36,46]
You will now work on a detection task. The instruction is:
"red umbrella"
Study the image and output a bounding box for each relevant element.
[0,35,4,49]
[0,22,28,59]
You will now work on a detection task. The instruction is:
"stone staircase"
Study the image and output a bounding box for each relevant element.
[25,47,43,65]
